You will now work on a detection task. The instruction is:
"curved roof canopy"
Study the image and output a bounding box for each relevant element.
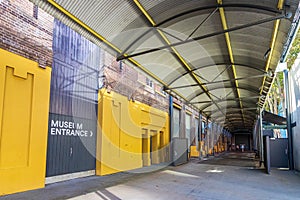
[32,0,300,132]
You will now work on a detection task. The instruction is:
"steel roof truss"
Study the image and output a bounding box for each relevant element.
[191,96,261,105]
[117,12,289,61]
[117,3,283,57]
[187,84,259,102]
[167,73,267,90]
[166,63,266,87]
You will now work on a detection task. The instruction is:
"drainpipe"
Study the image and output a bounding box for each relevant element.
[284,69,294,170]
[169,96,173,142]
[199,113,202,159]
[169,96,173,163]
[259,108,264,167]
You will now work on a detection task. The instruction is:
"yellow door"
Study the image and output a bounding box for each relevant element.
[0,49,51,195]
[151,131,160,164]
[142,129,150,166]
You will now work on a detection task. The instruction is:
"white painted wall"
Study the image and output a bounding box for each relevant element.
[290,56,300,171]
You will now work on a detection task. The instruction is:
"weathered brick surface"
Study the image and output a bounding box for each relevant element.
[0,0,53,68]
[0,0,171,112]
[102,51,169,112]
[0,0,168,111]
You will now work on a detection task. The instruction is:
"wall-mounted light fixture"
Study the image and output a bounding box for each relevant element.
[264,48,271,60]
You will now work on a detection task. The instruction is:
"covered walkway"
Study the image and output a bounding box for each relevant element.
[1,0,300,197]
[2,153,300,200]
[31,0,300,131]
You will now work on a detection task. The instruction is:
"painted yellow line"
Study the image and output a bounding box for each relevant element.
[173,103,182,109]
[47,0,121,53]
[218,1,244,118]
[133,0,156,26]
[134,0,210,95]
[47,0,191,101]
[260,0,284,95]
[186,110,193,115]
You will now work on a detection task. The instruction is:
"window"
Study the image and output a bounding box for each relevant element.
[160,86,166,96]
[172,107,180,138]
[201,121,206,134]
[185,114,191,149]
[146,77,153,88]
[33,5,38,19]
[119,61,123,72]
[195,118,199,144]
[155,86,167,97]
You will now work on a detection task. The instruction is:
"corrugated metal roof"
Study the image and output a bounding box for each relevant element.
[263,110,287,125]
[29,0,300,132]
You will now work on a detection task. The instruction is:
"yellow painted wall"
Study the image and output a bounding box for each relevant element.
[0,49,51,195]
[97,89,169,175]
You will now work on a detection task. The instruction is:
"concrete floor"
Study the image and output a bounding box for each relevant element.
[1,152,300,200]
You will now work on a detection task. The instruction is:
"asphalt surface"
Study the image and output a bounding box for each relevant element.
[1,152,300,200]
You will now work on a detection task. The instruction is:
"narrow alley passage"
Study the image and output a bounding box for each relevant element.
[2,152,300,200]
[2,1,300,198]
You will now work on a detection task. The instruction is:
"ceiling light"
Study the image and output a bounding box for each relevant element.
[264,48,271,59]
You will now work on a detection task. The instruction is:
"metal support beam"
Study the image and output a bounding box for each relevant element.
[166,63,266,87]
[264,135,271,174]
[117,13,288,61]
[280,5,300,62]
[119,3,283,56]
[211,64,232,82]
[133,0,227,120]
[214,116,255,123]
[133,0,224,117]
[157,4,282,27]
[190,96,260,105]
[169,96,174,141]
[259,0,285,102]
[218,121,254,127]
[199,113,203,159]
[259,108,264,167]
[284,69,294,170]
[224,89,235,99]
[214,110,257,117]
[217,0,244,127]
[45,0,191,107]
[186,7,218,40]
[198,98,258,112]
[158,28,184,42]
[187,84,259,102]
[167,74,268,90]
[263,125,287,130]
[204,106,257,115]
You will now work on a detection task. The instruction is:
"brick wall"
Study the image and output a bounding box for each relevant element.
[0,0,169,112]
[102,51,169,112]
[0,0,53,68]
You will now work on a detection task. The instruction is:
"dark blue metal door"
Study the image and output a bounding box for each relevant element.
[46,19,101,177]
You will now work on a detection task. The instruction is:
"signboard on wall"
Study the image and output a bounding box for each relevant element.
[46,113,97,177]
[46,19,99,177]
[49,117,94,138]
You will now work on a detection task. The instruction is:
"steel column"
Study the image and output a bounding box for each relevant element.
[259,108,264,166]
[169,96,174,164]
[199,113,202,159]
[169,96,174,141]
[264,135,271,174]
[284,69,294,170]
